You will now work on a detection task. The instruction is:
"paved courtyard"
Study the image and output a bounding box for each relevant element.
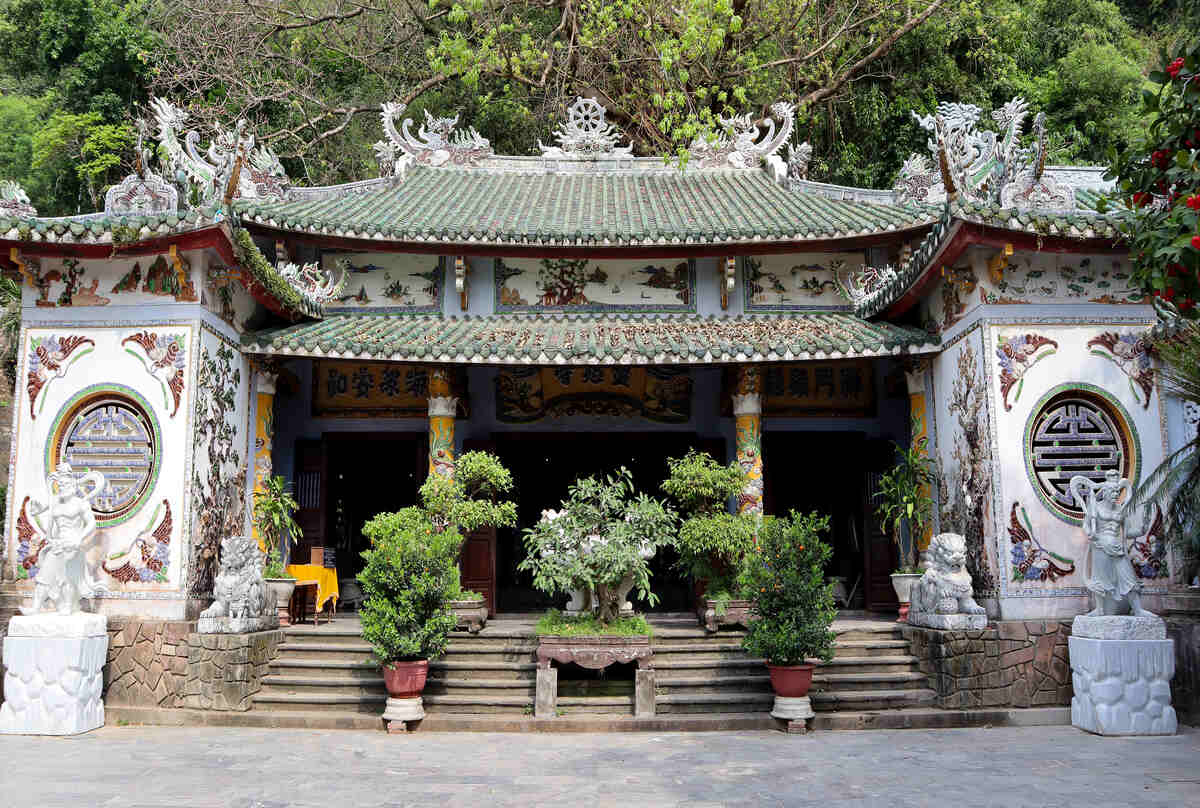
[1,724,1198,807]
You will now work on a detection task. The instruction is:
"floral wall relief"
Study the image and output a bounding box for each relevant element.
[123,331,187,417]
[996,333,1058,410]
[26,334,94,418]
[188,341,246,597]
[102,499,173,584]
[1007,501,1076,582]
[1087,331,1154,408]
[938,342,998,595]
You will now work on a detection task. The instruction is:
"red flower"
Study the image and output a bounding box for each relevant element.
[1152,150,1172,169]
[1167,57,1185,79]
[1132,192,1151,208]
[1188,195,1200,210]
[1164,287,1177,301]
[1192,235,1200,250]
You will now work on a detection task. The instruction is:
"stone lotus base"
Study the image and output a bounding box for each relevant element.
[1070,616,1176,736]
[771,695,814,734]
[908,611,987,631]
[196,614,279,635]
[0,613,107,735]
[383,696,424,733]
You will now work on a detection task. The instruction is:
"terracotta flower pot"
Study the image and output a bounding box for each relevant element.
[382,659,429,699]
[264,578,296,626]
[766,663,815,698]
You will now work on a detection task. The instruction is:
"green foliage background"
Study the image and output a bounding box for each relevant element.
[0,0,1191,216]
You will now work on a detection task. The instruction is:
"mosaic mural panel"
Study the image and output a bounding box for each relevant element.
[313,361,465,418]
[319,252,443,313]
[496,367,691,422]
[742,253,860,311]
[495,258,695,313]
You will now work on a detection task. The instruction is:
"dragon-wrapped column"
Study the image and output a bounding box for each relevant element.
[251,359,279,550]
[733,365,763,515]
[428,367,458,479]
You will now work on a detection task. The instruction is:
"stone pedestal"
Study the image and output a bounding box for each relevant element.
[383,696,424,733]
[635,669,656,717]
[908,611,987,630]
[0,613,107,735]
[1070,615,1177,736]
[535,667,557,718]
[771,695,814,734]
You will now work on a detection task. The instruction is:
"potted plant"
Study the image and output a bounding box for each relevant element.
[418,451,517,630]
[738,512,836,717]
[254,474,301,625]
[519,468,677,623]
[357,508,459,729]
[874,423,936,621]
[661,449,756,631]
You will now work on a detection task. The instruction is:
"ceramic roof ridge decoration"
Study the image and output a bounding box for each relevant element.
[104,116,179,216]
[0,180,37,218]
[279,259,348,316]
[149,97,290,206]
[378,101,494,169]
[688,101,796,169]
[538,97,633,159]
[894,96,1085,210]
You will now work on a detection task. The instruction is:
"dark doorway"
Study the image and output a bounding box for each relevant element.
[490,432,723,614]
[322,433,426,581]
[763,431,890,611]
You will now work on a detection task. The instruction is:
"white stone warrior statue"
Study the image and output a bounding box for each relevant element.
[1070,471,1154,618]
[22,463,107,616]
[909,533,987,629]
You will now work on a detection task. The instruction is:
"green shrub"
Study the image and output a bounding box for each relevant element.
[534,610,651,637]
[357,508,459,663]
[738,512,837,666]
[662,450,756,599]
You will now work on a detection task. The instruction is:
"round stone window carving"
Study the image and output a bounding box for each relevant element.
[46,385,162,526]
[1024,385,1139,525]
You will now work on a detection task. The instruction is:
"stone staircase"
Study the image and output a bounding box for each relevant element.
[256,612,934,721]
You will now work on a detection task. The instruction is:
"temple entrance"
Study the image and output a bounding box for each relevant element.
[485,432,723,614]
[762,432,896,612]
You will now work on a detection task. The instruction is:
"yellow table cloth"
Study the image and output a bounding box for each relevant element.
[285,564,340,612]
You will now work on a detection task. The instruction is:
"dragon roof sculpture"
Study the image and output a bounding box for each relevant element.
[104,116,179,215]
[0,180,36,218]
[894,96,1073,209]
[149,97,290,206]
[379,102,493,168]
[278,259,347,314]
[689,101,796,169]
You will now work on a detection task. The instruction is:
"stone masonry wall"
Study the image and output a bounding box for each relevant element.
[905,621,1073,709]
[104,619,196,708]
[180,630,282,711]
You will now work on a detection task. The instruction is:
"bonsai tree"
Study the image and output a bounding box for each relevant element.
[519,468,676,623]
[1102,43,1200,316]
[661,449,755,603]
[254,475,300,579]
[738,512,837,667]
[874,422,936,573]
[357,509,459,664]
[419,450,517,537]
[1133,319,1200,581]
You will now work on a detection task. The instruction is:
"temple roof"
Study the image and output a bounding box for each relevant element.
[241,312,936,365]
[234,165,935,248]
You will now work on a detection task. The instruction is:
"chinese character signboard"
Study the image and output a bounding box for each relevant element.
[723,361,875,417]
[313,361,465,417]
[496,367,692,423]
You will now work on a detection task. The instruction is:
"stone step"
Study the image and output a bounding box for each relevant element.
[557,696,635,716]
[654,657,766,672]
[259,676,385,699]
[833,640,911,657]
[654,674,772,690]
[808,706,1072,732]
[438,650,538,666]
[268,659,380,678]
[428,661,537,680]
[654,692,774,714]
[819,654,920,670]
[425,678,536,697]
[423,694,533,714]
[251,692,385,714]
[412,712,777,732]
[811,671,929,692]
[275,641,375,663]
[809,688,937,711]
[650,627,747,640]
[835,627,904,643]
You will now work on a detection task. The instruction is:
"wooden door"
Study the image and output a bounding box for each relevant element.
[461,527,497,617]
[293,438,326,563]
[863,468,900,611]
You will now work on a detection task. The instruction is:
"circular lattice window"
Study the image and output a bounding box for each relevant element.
[1023,385,1139,525]
[46,385,162,526]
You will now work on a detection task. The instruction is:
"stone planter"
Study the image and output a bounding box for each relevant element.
[264,578,297,626]
[697,598,753,633]
[450,597,488,634]
[890,573,922,623]
[535,634,655,718]
[382,659,428,733]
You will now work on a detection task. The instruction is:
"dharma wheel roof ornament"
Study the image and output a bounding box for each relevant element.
[379,102,494,168]
[0,180,37,218]
[149,97,290,206]
[894,96,1073,209]
[538,97,633,159]
[688,101,796,169]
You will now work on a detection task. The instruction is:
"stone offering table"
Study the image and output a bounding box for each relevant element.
[535,635,654,718]
[698,599,752,633]
[1070,615,1177,736]
[0,613,107,735]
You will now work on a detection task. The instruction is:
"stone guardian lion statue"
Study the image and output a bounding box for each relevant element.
[909,533,987,630]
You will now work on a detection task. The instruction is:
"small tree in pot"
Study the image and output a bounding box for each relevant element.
[874,424,936,620]
[357,509,459,727]
[738,512,836,701]
[254,475,301,624]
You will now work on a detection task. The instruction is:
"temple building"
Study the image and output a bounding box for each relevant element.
[0,95,1194,722]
